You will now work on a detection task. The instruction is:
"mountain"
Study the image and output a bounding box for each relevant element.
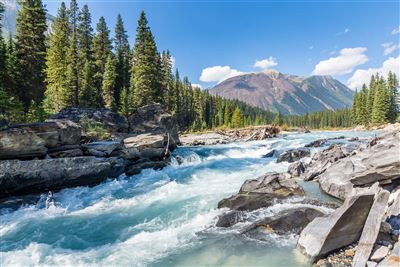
[208,70,354,115]
[2,0,55,38]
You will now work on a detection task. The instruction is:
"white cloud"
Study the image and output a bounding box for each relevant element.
[254,56,278,69]
[336,28,351,35]
[392,26,400,35]
[382,42,400,56]
[347,55,400,90]
[312,47,368,76]
[200,66,244,83]
[192,84,202,89]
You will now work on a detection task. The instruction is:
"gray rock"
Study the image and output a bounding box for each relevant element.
[297,193,375,262]
[82,141,122,156]
[242,207,325,235]
[50,107,129,133]
[218,172,304,211]
[216,210,246,227]
[124,134,165,150]
[125,160,167,176]
[128,104,179,148]
[0,128,47,159]
[304,139,327,148]
[302,144,347,181]
[49,148,83,158]
[370,245,390,262]
[377,241,399,267]
[276,148,310,163]
[0,157,125,198]
[353,190,390,267]
[86,148,108,157]
[318,130,400,200]
[262,149,278,158]
[288,161,306,176]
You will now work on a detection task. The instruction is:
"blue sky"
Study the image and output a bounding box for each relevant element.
[43,0,400,90]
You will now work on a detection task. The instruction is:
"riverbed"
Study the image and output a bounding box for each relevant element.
[0,130,377,266]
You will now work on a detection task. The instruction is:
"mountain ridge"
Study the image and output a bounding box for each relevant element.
[208,70,354,115]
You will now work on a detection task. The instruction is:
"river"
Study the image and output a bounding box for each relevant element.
[0,130,376,266]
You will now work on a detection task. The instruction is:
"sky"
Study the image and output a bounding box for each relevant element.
[42,0,400,90]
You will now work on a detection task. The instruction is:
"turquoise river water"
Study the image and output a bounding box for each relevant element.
[0,130,377,267]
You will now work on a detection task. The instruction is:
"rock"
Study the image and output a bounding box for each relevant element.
[50,107,129,133]
[49,148,83,158]
[124,134,165,150]
[216,210,246,227]
[262,149,277,158]
[370,245,390,262]
[305,139,327,148]
[218,172,304,211]
[288,161,306,176]
[180,132,232,146]
[353,190,390,267]
[47,144,81,153]
[276,148,310,163]
[387,189,400,218]
[85,148,107,157]
[381,221,393,234]
[349,137,359,142]
[125,160,167,176]
[317,130,400,200]
[367,261,378,267]
[82,141,122,156]
[302,144,347,181]
[128,104,179,148]
[0,157,125,198]
[242,207,325,235]
[297,193,375,262]
[377,241,399,267]
[0,128,47,159]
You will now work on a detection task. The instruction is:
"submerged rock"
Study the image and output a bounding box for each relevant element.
[242,207,325,236]
[276,148,310,163]
[0,157,125,198]
[218,172,304,211]
[297,193,375,262]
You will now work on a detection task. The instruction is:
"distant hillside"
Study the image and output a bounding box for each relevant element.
[208,70,354,115]
[2,0,54,37]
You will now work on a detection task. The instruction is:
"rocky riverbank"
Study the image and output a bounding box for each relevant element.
[0,104,179,199]
[216,124,400,267]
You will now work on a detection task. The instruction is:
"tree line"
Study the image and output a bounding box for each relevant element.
[0,0,275,131]
[281,74,399,129]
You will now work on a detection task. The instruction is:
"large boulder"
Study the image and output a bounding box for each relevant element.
[218,172,304,211]
[125,159,167,176]
[318,130,400,200]
[302,144,348,181]
[276,148,310,163]
[0,128,47,159]
[0,157,125,198]
[297,193,375,262]
[128,104,179,148]
[50,107,129,133]
[123,134,167,160]
[242,207,325,236]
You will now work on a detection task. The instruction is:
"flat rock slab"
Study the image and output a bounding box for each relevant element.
[297,193,375,262]
[352,190,390,267]
[370,245,390,262]
[124,134,165,150]
[0,157,125,198]
[377,241,399,267]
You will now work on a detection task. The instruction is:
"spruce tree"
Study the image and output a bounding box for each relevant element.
[161,50,173,111]
[93,16,112,107]
[78,4,96,107]
[371,81,388,124]
[4,35,17,95]
[114,14,130,108]
[273,111,283,126]
[14,0,47,107]
[44,2,70,112]
[102,54,117,111]
[387,71,399,123]
[130,11,162,109]
[231,107,244,128]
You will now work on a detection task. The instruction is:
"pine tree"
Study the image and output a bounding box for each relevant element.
[114,14,130,108]
[77,4,96,107]
[371,81,388,124]
[160,50,173,111]
[102,54,117,111]
[14,0,47,107]
[4,35,17,95]
[93,16,112,107]
[119,87,132,117]
[44,2,69,112]
[387,71,399,123]
[231,107,244,128]
[0,1,5,89]
[130,11,162,109]
[273,111,283,126]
